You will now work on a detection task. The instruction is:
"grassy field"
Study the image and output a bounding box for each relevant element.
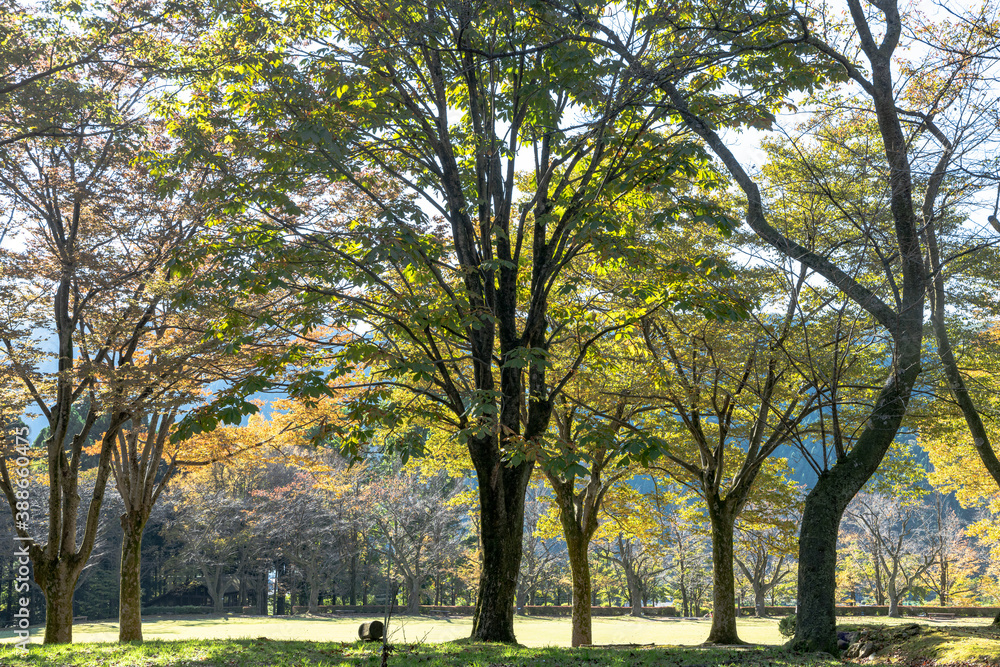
[0,614,996,666]
[0,639,845,667]
[0,612,991,647]
[0,614,787,647]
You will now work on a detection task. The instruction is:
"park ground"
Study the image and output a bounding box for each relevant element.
[0,614,997,666]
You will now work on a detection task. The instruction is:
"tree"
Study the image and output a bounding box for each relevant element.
[841,492,934,616]
[594,481,667,617]
[369,470,467,615]
[637,279,822,643]
[105,262,288,641]
[734,459,801,617]
[167,0,735,643]
[0,64,222,642]
[536,397,637,646]
[516,481,564,614]
[919,494,983,607]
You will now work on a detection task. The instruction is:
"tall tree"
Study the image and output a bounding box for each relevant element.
[167,0,734,643]
[559,0,991,648]
[0,68,216,641]
[636,274,823,643]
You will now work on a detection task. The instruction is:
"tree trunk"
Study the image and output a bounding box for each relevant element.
[308,574,319,614]
[566,534,592,647]
[119,512,146,642]
[407,573,421,614]
[205,565,225,614]
[706,504,741,644]
[257,568,268,615]
[349,547,357,606]
[469,440,532,643]
[792,475,847,654]
[887,594,899,618]
[886,572,901,618]
[624,566,643,618]
[754,584,766,617]
[680,579,689,618]
[38,561,77,644]
[874,543,885,606]
[939,558,947,606]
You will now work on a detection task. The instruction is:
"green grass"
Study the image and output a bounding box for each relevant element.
[0,614,996,666]
[5,612,988,647]
[0,638,842,667]
[0,614,793,647]
[839,622,1000,665]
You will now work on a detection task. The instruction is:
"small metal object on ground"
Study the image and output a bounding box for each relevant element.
[359,620,385,642]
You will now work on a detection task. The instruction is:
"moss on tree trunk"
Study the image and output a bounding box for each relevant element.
[119,512,146,642]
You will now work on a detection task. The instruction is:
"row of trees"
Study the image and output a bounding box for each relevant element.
[3,428,998,632]
[3,0,1000,655]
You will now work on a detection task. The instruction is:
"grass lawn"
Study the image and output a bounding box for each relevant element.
[0,638,843,667]
[0,614,790,647]
[0,614,996,666]
[1,612,990,647]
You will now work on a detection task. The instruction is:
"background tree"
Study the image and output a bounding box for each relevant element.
[516,481,564,614]
[369,470,466,615]
[734,459,801,617]
[841,492,934,616]
[919,494,983,607]
[594,481,667,617]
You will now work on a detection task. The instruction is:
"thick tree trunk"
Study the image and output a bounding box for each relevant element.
[566,535,592,647]
[792,478,843,653]
[624,567,643,618]
[706,505,741,644]
[119,512,146,642]
[205,566,225,614]
[39,562,77,644]
[469,438,532,643]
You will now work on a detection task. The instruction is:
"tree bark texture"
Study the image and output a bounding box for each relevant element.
[566,533,593,647]
[118,512,146,642]
[469,438,533,643]
[38,561,76,645]
[706,504,741,644]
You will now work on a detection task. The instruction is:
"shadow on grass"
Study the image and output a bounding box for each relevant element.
[0,638,845,667]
